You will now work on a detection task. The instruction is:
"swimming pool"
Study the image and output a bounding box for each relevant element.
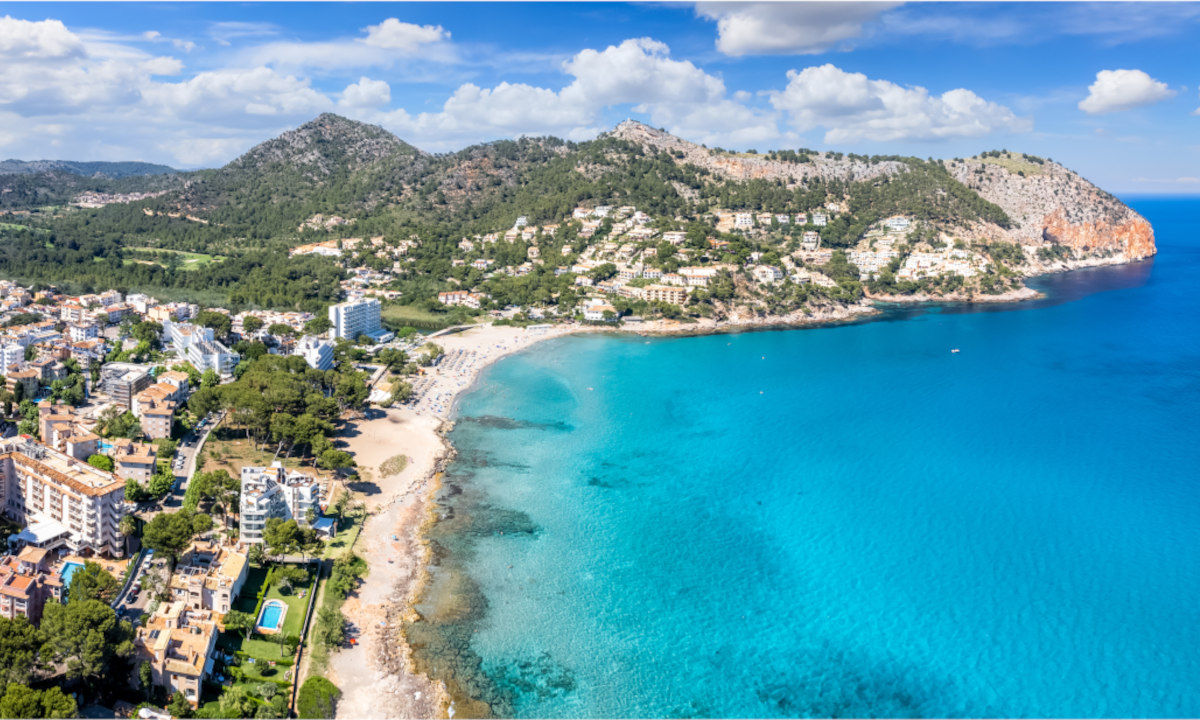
[60,561,84,598]
[256,599,287,633]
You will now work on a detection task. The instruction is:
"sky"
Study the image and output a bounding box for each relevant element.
[0,1,1197,193]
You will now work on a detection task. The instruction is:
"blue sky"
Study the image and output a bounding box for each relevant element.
[0,2,1197,193]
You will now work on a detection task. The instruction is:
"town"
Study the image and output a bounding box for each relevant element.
[0,284,418,719]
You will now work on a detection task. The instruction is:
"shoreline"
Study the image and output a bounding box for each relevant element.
[326,259,1139,718]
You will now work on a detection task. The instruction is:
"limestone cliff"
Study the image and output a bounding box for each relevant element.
[609,120,903,184]
[945,153,1155,261]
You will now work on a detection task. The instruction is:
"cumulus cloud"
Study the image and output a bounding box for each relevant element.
[0,15,85,59]
[340,77,391,110]
[369,37,778,150]
[144,67,331,119]
[0,14,1037,167]
[769,63,1030,142]
[362,18,449,51]
[0,16,183,117]
[1078,69,1175,114]
[244,18,453,70]
[696,2,896,56]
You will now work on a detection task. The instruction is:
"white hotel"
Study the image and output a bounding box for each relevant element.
[328,298,393,343]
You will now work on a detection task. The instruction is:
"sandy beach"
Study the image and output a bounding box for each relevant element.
[326,323,585,719]
[323,302,975,718]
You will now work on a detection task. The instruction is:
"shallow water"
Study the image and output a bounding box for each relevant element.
[412,197,1200,717]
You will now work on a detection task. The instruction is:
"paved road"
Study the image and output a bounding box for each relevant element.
[113,550,161,622]
[162,411,223,509]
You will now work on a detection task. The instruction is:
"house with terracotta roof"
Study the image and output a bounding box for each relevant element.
[135,601,219,707]
[110,440,158,483]
[0,546,62,622]
[168,540,248,615]
[133,383,180,440]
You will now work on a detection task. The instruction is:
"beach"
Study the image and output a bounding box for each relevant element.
[326,323,585,718]
[324,302,979,718]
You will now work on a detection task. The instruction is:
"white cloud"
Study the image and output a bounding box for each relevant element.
[0,16,183,117]
[695,2,896,56]
[208,21,278,46]
[770,63,1030,143]
[368,37,778,150]
[362,18,448,51]
[244,18,453,70]
[340,77,391,110]
[0,15,85,59]
[0,15,1037,167]
[1079,69,1175,114]
[142,67,331,120]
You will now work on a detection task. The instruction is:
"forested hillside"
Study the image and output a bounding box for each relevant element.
[0,113,1152,312]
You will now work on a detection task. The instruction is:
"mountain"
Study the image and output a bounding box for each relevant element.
[0,114,1155,314]
[607,120,1154,263]
[143,113,431,235]
[0,159,177,178]
[3,114,1154,264]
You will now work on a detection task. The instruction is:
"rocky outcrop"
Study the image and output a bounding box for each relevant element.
[609,119,903,184]
[945,154,1155,260]
[612,122,1154,264]
[1042,208,1156,260]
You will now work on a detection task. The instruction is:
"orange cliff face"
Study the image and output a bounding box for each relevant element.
[1041,208,1156,261]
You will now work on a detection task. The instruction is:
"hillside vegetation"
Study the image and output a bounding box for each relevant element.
[0,114,1152,312]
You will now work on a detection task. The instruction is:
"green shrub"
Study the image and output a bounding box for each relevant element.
[296,676,341,719]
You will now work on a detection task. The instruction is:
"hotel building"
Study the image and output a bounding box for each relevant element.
[0,438,127,556]
[239,463,322,544]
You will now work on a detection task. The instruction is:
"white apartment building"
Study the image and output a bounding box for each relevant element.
[752,265,784,284]
[328,298,393,343]
[0,438,126,556]
[162,320,239,376]
[293,335,335,371]
[239,463,322,544]
[0,343,24,372]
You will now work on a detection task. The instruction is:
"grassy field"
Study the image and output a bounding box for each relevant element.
[126,246,226,271]
[321,512,364,560]
[0,222,45,232]
[233,563,315,639]
[381,302,476,331]
[980,153,1047,176]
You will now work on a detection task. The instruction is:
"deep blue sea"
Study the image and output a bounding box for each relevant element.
[412,197,1200,718]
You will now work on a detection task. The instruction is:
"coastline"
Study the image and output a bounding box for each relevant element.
[325,260,1136,718]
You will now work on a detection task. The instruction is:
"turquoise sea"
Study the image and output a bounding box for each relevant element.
[411,197,1200,718]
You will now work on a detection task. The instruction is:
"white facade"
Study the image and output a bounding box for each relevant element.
[0,343,24,372]
[239,463,322,544]
[0,438,126,556]
[328,298,392,343]
[293,335,335,371]
[163,321,239,376]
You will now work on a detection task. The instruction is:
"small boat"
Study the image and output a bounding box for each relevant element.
[951,348,960,353]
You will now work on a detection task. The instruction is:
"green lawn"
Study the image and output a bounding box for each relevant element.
[321,514,364,559]
[234,563,314,639]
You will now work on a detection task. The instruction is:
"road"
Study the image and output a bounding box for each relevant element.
[112,549,161,622]
[162,411,224,510]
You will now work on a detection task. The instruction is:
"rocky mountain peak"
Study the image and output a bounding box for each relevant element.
[226,113,422,177]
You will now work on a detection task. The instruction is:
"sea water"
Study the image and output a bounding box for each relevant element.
[411,197,1200,717]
